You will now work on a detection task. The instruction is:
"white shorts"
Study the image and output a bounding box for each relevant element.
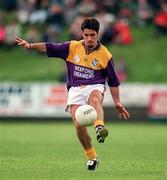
[66,84,105,112]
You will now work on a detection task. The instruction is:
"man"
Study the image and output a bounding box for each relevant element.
[15,18,130,171]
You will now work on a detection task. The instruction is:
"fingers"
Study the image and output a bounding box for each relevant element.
[119,112,128,120]
[15,36,23,43]
[15,36,24,42]
[18,41,26,46]
[15,36,25,44]
[15,36,30,48]
[122,107,130,119]
[18,41,29,48]
[117,106,130,120]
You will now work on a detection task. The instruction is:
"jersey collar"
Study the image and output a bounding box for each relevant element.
[82,41,101,54]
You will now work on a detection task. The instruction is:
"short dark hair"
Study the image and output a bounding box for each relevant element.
[81,18,100,33]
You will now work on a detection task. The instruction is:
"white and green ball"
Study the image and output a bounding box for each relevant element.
[75,105,97,126]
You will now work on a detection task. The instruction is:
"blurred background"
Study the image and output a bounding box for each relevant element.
[0,0,167,121]
[0,1,167,179]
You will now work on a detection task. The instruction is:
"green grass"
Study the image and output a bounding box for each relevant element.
[109,26,167,82]
[0,48,66,82]
[0,122,166,180]
[0,26,167,82]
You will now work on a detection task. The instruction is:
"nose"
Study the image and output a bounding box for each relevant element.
[87,36,92,41]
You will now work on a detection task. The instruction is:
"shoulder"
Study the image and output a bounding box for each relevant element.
[96,44,113,68]
[69,40,83,48]
[68,40,84,54]
[99,44,112,60]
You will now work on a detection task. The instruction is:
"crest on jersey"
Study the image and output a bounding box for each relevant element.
[74,55,80,63]
[91,58,99,68]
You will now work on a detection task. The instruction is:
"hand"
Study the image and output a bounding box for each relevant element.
[115,103,130,120]
[15,36,31,49]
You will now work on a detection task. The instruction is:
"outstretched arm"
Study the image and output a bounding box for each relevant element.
[15,36,46,53]
[110,86,130,120]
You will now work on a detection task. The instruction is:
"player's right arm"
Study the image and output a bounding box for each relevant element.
[15,36,46,52]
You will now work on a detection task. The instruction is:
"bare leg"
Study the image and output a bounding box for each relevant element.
[88,90,108,143]
[88,90,104,121]
[71,105,92,150]
[70,104,98,170]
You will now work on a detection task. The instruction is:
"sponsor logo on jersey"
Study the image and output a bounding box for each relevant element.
[73,65,95,79]
[74,55,80,62]
[91,59,99,68]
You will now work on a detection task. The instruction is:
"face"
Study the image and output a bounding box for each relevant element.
[82,29,98,49]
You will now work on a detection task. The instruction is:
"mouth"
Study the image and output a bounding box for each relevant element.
[87,44,94,49]
[87,42,94,47]
[84,41,96,49]
[87,41,93,44]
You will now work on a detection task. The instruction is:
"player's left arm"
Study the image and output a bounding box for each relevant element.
[109,86,130,120]
[105,57,130,119]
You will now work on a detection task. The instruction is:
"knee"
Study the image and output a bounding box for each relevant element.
[90,96,100,107]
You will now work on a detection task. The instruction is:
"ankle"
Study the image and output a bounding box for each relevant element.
[94,119,104,129]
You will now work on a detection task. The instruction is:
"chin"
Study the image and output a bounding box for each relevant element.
[87,44,94,49]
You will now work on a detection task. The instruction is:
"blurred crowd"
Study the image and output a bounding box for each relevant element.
[0,0,167,48]
[0,0,167,83]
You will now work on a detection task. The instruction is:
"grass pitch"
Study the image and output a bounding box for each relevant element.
[0,122,166,180]
[0,26,167,83]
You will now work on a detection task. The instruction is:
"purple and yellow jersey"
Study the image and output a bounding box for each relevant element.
[45,40,120,89]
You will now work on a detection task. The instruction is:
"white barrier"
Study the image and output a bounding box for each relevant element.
[104,83,167,107]
[148,91,167,118]
[0,83,69,117]
[0,82,167,117]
